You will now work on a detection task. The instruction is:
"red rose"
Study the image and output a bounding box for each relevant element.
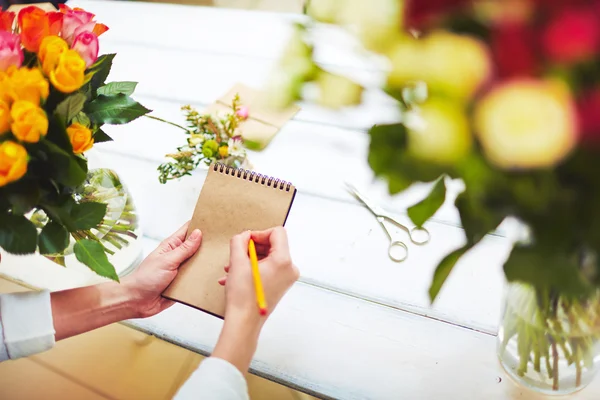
[578,88,600,145]
[542,8,600,64]
[491,22,538,78]
[405,0,470,30]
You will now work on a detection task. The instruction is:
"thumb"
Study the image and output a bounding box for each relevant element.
[167,229,202,266]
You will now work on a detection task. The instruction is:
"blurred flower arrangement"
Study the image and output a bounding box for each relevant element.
[157,95,249,184]
[0,5,153,281]
[278,0,600,393]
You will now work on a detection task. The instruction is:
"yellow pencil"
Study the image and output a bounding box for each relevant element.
[248,239,268,316]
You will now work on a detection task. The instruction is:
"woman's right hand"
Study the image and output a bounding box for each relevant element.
[219,227,299,327]
[212,227,298,374]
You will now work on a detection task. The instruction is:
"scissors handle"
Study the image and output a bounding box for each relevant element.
[388,240,408,262]
[409,226,430,245]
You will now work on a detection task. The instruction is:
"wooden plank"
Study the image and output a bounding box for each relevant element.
[88,151,507,332]
[124,243,600,399]
[96,41,398,131]
[93,96,463,227]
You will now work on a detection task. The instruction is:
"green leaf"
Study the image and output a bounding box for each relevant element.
[46,114,73,152]
[503,245,591,296]
[368,123,407,176]
[38,221,69,255]
[6,181,40,215]
[407,176,446,227]
[72,112,91,127]
[54,93,87,126]
[88,53,116,92]
[42,141,87,187]
[69,202,107,231]
[93,128,113,143]
[455,192,504,245]
[85,94,151,125]
[0,214,38,254]
[368,122,446,195]
[97,81,138,96]
[429,245,471,302]
[73,239,119,282]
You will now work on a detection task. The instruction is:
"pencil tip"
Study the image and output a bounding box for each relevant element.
[259,308,267,316]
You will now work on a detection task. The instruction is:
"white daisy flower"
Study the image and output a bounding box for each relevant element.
[228,137,244,157]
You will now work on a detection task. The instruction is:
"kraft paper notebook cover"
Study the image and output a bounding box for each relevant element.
[163,163,297,317]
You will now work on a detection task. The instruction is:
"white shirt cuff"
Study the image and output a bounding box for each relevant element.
[174,357,249,400]
[0,290,55,359]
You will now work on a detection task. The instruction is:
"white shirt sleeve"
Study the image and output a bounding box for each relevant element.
[174,357,250,400]
[0,290,55,362]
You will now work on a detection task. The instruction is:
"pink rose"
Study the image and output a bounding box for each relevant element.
[542,8,600,64]
[59,4,108,45]
[236,105,249,119]
[0,31,23,71]
[72,31,99,67]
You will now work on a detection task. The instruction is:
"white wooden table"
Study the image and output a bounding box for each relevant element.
[2,0,599,398]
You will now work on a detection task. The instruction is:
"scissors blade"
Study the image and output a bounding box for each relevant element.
[345,182,386,216]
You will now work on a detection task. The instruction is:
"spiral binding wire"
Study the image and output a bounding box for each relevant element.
[213,163,292,192]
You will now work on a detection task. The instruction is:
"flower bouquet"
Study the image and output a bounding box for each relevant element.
[157,95,249,184]
[0,5,152,281]
[275,0,600,394]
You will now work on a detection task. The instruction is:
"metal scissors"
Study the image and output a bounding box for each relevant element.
[346,183,431,262]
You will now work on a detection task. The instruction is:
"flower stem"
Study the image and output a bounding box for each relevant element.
[145,114,190,132]
[552,341,559,391]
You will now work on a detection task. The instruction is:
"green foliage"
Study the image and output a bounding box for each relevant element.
[504,245,592,296]
[93,128,113,143]
[0,214,38,254]
[86,94,151,125]
[407,177,446,227]
[97,82,138,96]
[39,221,69,255]
[88,54,116,92]
[41,141,88,187]
[368,123,447,194]
[74,239,119,282]
[45,200,107,233]
[55,93,87,126]
[157,95,248,183]
[6,181,40,215]
[429,245,471,302]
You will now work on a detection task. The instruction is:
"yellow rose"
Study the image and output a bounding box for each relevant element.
[474,80,576,169]
[0,100,10,134]
[0,141,28,187]
[0,70,11,104]
[66,123,94,154]
[218,145,229,158]
[39,35,69,76]
[11,100,49,143]
[407,98,472,165]
[49,50,86,93]
[6,67,50,105]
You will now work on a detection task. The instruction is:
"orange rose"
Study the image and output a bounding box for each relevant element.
[0,141,27,187]
[18,6,62,52]
[10,100,48,143]
[0,11,15,32]
[66,122,94,154]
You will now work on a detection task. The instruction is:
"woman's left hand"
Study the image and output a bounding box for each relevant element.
[122,222,202,318]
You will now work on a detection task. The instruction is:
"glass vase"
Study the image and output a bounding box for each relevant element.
[497,283,600,395]
[30,167,143,280]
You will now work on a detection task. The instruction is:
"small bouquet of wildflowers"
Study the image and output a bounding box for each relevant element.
[0,5,153,281]
[157,95,249,184]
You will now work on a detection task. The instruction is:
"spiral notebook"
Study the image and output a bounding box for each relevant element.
[162,163,297,318]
